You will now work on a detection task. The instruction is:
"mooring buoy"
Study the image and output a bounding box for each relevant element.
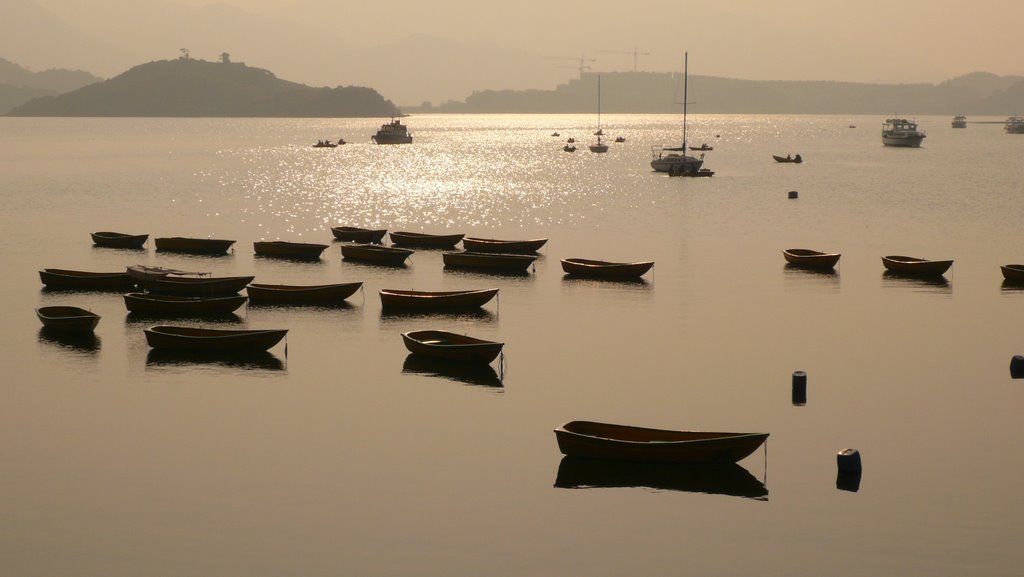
[788,190,799,199]
[837,448,862,474]
[1010,355,1024,378]
[792,370,807,405]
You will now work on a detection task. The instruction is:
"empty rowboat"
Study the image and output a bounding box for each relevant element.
[246,282,362,303]
[1000,264,1024,282]
[143,325,287,352]
[782,248,841,269]
[389,231,465,249]
[139,275,255,296]
[561,258,654,279]
[253,241,329,260]
[442,251,537,273]
[881,255,953,276]
[341,243,414,265]
[380,288,499,310]
[154,237,236,254]
[123,293,247,315]
[35,306,100,332]
[90,231,148,248]
[39,268,132,290]
[461,237,548,254]
[554,421,769,464]
[331,226,388,244]
[401,330,504,363]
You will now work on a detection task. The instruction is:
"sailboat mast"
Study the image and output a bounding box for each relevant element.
[597,75,602,130]
[682,52,688,150]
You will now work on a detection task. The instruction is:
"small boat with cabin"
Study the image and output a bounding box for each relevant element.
[782,248,840,269]
[330,226,388,244]
[35,306,100,332]
[561,258,654,279]
[401,330,504,363]
[553,421,769,463]
[90,231,148,248]
[882,118,926,147]
[379,288,499,311]
[371,118,413,144]
[144,325,288,353]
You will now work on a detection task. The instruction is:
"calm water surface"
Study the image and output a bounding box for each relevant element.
[2,114,1024,576]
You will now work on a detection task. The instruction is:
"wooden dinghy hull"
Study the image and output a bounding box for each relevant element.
[123,293,247,315]
[331,226,388,244]
[341,243,414,265]
[39,268,132,290]
[461,237,548,254]
[144,325,287,352]
[253,241,329,260]
[380,288,499,310]
[554,421,769,464]
[442,251,537,272]
[1000,264,1024,282]
[881,255,953,276]
[139,275,255,296]
[772,155,802,163]
[389,231,465,249]
[401,329,504,363]
[561,258,654,279]
[35,306,100,332]
[246,282,362,303]
[154,237,236,254]
[90,231,148,248]
[783,248,841,269]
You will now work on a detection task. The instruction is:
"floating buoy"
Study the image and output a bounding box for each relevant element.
[788,190,799,199]
[836,471,862,492]
[837,448,862,474]
[1011,355,1024,378]
[792,370,807,405]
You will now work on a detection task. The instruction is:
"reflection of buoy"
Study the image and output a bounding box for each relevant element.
[792,370,807,405]
[788,190,799,199]
[1011,355,1024,378]
[837,448,862,474]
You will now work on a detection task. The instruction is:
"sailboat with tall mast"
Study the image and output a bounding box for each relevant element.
[651,52,705,174]
[589,75,609,153]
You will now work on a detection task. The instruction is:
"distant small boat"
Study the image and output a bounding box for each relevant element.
[389,231,465,249]
[39,268,132,290]
[401,330,504,363]
[246,282,362,303]
[551,132,560,137]
[952,115,967,129]
[689,143,713,151]
[882,118,925,147]
[372,118,413,144]
[561,258,654,279]
[312,141,337,148]
[567,138,575,143]
[35,306,100,332]
[881,255,953,276]
[90,231,148,248]
[462,236,548,254]
[123,292,247,315]
[443,251,537,273]
[1000,264,1024,282]
[341,243,413,265]
[554,421,769,463]
[380,288,499,311]
[1004,116,1024,134]
[154,237,236,254]
[772,154,802,163]
[563,144,577,152]
[783,248,841,269]
[330,226,388,244]
[140,275,255,296]
[253,240,329,260]
[144,326,288,353]
[614,136,626,143]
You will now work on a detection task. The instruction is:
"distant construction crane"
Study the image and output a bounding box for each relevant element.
[544,54,597,78]
[597,48,650,72]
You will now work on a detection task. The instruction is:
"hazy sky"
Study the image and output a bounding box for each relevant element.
[11,0,1024,104]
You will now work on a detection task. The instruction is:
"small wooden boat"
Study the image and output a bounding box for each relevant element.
[782,248,841,269]
[443,251,537,273]
[401,330,504,363]
[154,237,236,254]
[561,258,654,279]
[144,326,288,352]
[140,275,255,295]
[35,306,100,332]
[380,288,498,310]
[1001,264,1024,282]
[462,237,548,254]
[126,265,207,282]
[772,154,803,163]
[881,255,953,276]
[39,268,132,290]
[341,243,413,265]
[253,241,329,260]
[563,144,577,152]
[330,226,388,244]
[554,421,769,464]
[389,231,465,249]
[123,292,247,315]
[614,136,626,143]
[246,282,362,303]
[90,231,148,248]
[689,143,713,151]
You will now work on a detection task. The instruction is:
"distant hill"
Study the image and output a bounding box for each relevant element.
[7,57,402,117]
[0,57,101,114]
[421,71,1024,115]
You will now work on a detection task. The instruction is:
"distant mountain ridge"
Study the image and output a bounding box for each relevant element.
[7,57,401,117]
[0,57,101,113]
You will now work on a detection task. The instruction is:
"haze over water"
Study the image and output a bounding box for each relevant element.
[3,114,1024,576]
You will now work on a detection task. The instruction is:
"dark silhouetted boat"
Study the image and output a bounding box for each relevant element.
[389,231,465,249]
[341,243,414,265]
[253,241,329,260]
[561,258,654,279]
[140,275,255,296]
[246,282,362,303]
[782,248,841,269]
[39,268,132,290]
[330,226,388,244]
[554,421,769,463]
[773,154,802,163]
[144,325,287,353]
[35,306,100,332]
[1001,264,1024,282]
[401,330,504,363]
[154,237,236,254]
[123,293,247,315]
[881,255,953,276]
[380,288,498,311]
[90,231,148,248]
[442,251,537,273]
[461,237,548,254]
[371,118,413,144]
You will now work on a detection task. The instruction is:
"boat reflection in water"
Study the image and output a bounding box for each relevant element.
[881,271,951,294]
[554,457,768,500]
[146,349,286,371]
[37,327,101,353]
[380,307,497,325]
[401,354,503,389]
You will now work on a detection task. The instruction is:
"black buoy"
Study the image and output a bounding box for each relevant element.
[837,448,862,474]
[1011,355,1024,379]
[792,370,807,406]
[836,471,862,492]
[788,190,799,199]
